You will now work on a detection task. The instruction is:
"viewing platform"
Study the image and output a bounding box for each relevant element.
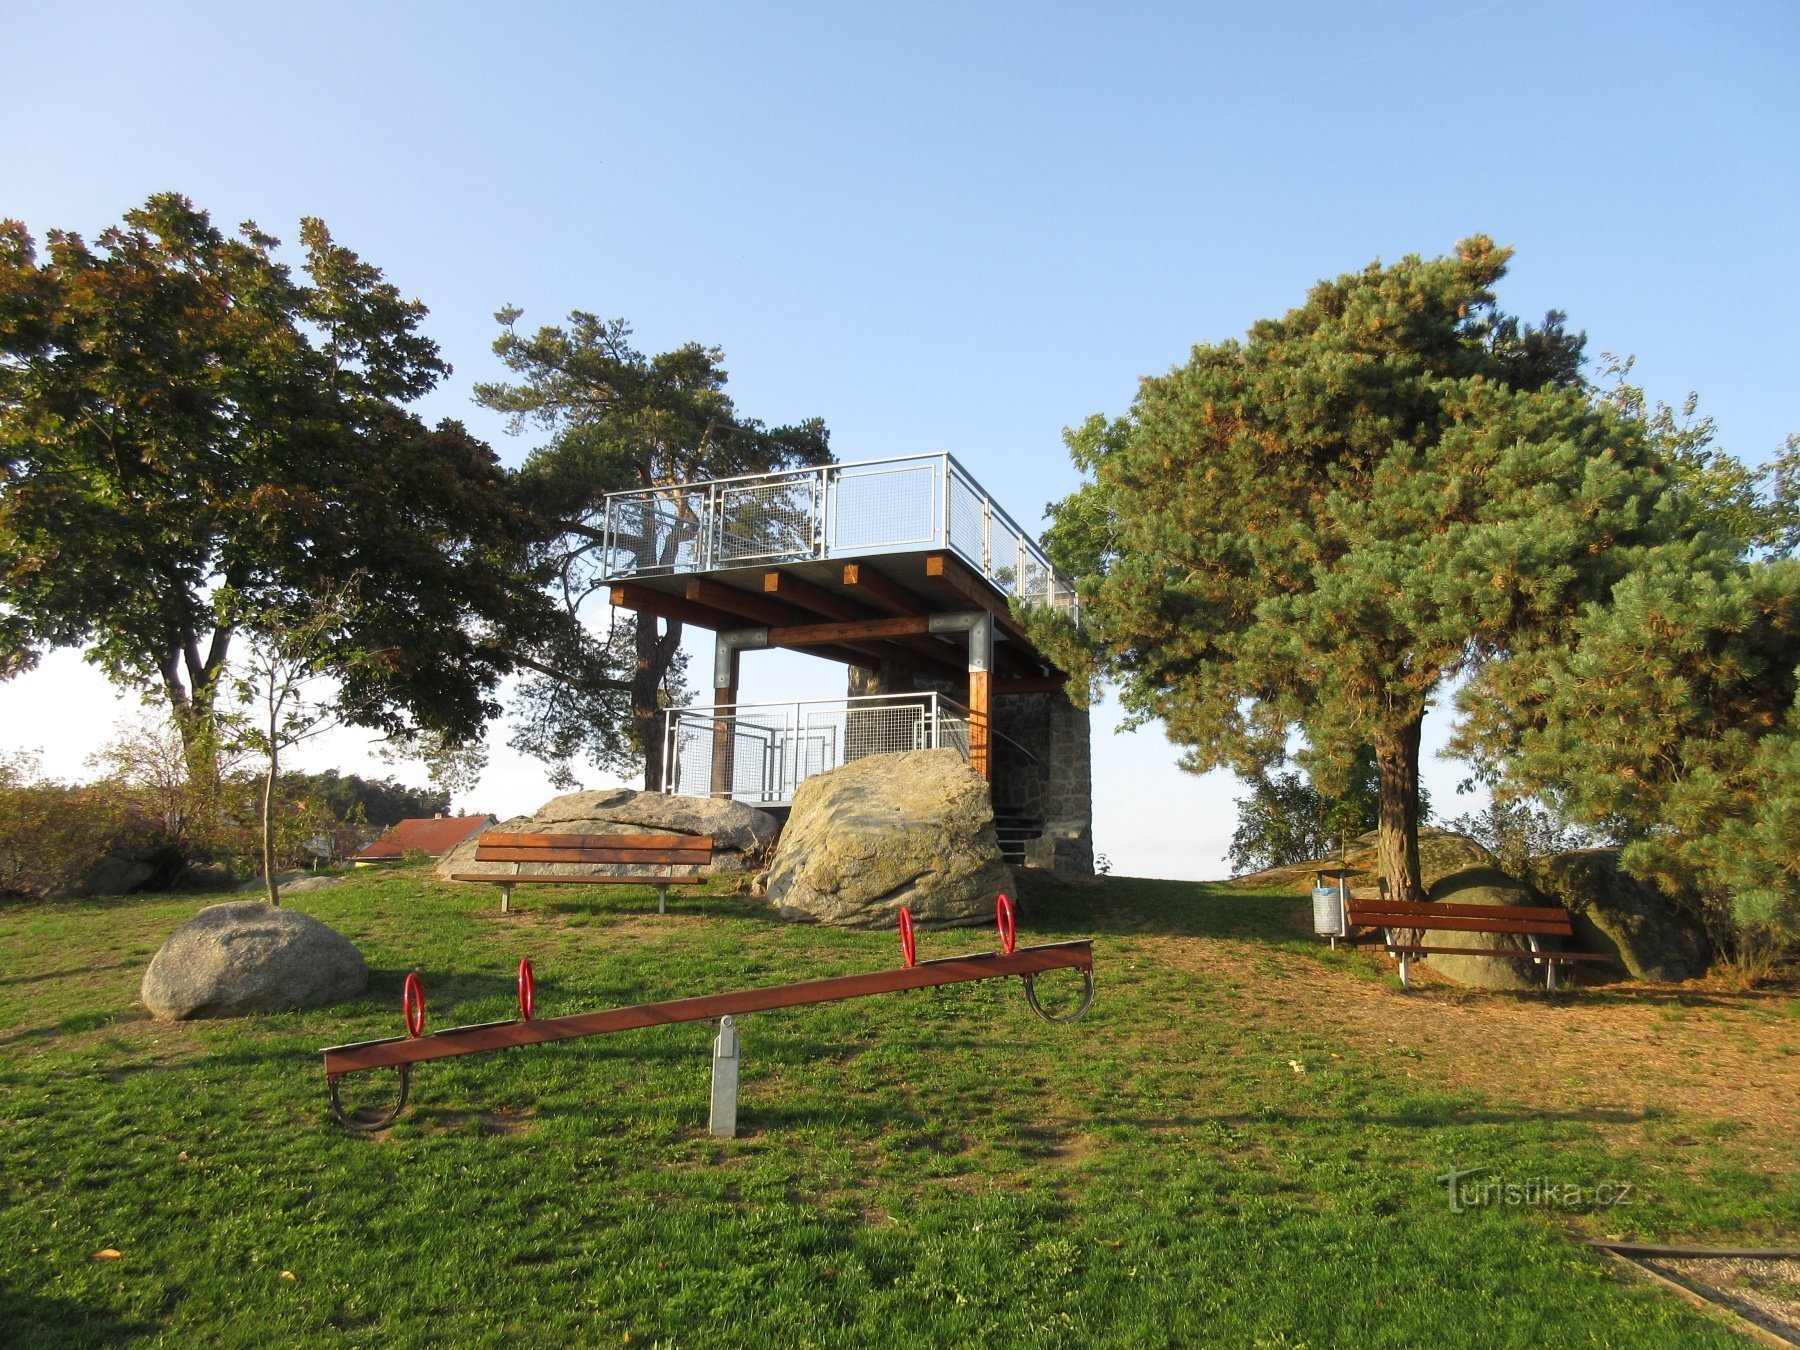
[601,454,1093,876]
[599,454,1078,683]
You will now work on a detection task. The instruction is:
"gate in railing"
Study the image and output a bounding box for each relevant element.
[662,693,971,804]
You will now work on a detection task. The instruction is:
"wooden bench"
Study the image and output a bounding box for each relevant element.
[1342,896,1612,991]
[450,832,714,914]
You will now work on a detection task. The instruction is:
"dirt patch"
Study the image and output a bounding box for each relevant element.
[1143,934,1800,1149]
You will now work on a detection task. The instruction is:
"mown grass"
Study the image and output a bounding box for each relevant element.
[2,869,1796,1346]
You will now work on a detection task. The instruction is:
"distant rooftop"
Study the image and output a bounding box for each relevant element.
[353,815,494,861]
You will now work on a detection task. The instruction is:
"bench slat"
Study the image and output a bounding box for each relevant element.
[478,831,712,852]
[473,847,710,866]
[1375,944,1612,962]
[449,874,705,886]
[1346,899,1570,923]
[1348,916,1574,938]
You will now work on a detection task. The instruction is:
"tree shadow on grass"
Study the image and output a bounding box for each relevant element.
[1021,873,1312,944]
[1099,1104,1656,1133]
[0,959,138,988]
[0,1292,156,1347]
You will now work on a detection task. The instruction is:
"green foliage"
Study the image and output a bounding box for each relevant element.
[1593,354,1796,557]
[475,311,829,788]
[1441,795,1608,881]
[1046,237,1670,901]
[0,194,560,769]
[0,751,139,898]
[1457,546,1800,940]
[1228,746,1394,873]
[283,770,447,828]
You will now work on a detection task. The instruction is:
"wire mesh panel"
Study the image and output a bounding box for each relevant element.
[712,472,823,567]
[830,461,940,553]
[946,472,991,576]
[662,694,973,805]
[604,493,708,576]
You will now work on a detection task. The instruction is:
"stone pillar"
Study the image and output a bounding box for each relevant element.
[993,689,1094,879]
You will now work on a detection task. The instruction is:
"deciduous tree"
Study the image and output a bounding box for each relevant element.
[0,195,559,783]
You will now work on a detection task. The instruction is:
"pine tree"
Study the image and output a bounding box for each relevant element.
[1043,238,1673,901]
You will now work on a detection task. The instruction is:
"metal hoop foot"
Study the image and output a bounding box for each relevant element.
[1022,969,1095,1023]
[328,1064,412,1131]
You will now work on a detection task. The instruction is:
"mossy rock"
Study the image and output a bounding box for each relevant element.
[1416,866,1546,991]
[1535,849,1713,983]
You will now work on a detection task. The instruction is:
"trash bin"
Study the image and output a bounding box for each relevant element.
[1312,885,1346,938]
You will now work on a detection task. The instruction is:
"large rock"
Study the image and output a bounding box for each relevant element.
[766,749,1011,928]
[1230,827,1499,894]
[436,789,778,880]
[1535,848,1713,982]
[141,901,368,1020]
[1416,866,1548,990]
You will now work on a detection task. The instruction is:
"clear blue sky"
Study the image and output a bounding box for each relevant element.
[4,1,1795,878]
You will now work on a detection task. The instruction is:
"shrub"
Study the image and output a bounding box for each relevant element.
[0,752,141,898]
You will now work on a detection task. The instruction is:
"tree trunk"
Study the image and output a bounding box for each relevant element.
[1372,711,1425,903]
[632,614,682,792]
[262,748,280,908]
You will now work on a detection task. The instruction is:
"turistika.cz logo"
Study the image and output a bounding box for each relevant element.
[1436,1165,1636,1213]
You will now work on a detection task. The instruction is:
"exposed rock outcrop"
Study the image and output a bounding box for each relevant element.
[141,901,368,1020]
[766,749,1010,928]
[1535,848,1713,982]
[1416,866,1547,991]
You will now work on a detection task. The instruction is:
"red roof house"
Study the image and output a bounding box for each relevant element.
[352,815,495,864]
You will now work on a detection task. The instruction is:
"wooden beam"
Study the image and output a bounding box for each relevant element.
[762,570,872,622]
[685,578,805,627]
[767,616,934,647]
[841,563,929,616]
[764,571,968,677]
[609,584,740,632]
[711,645,739,800]
[924,554,1067,679]
[923,554,1032,645]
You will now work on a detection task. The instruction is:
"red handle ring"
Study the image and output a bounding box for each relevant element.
[996,893,1017,954]
[402,972,426,1038]
[517,957,535,1021]
[898,906,917,968]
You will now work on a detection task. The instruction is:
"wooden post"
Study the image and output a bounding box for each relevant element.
[711,643,740,800]
[969,670,992,783]
[967,612,994,784]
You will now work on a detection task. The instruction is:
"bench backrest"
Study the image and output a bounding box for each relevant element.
[1344,897,1575,938]
[473,832,713,867]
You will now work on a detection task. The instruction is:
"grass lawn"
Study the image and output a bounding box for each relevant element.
[2,868,1797,1346]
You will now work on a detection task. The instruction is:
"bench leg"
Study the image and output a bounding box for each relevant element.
[657,884,668,915]
[1385,928,1411,991]
[1527,934,1557,991]
[500,884,512,915]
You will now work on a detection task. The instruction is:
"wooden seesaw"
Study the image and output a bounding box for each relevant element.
[320,895,1095,1131]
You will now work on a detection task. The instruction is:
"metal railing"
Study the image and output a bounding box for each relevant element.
[600,453,1079,620]
[662,692,972,804]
